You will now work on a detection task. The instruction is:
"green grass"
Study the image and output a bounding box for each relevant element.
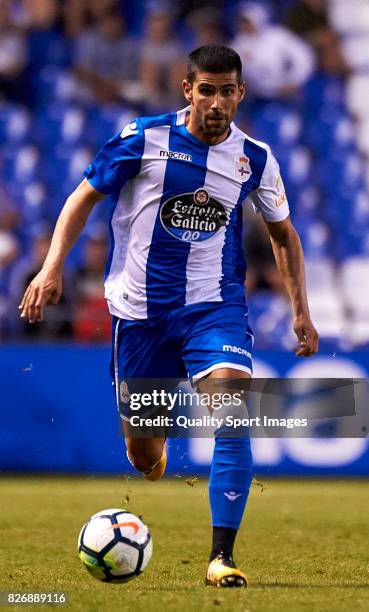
[1,477,369,612]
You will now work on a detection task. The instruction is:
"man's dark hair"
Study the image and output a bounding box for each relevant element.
[187,45,243,83]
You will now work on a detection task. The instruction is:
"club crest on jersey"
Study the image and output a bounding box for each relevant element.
[235,155,252,182]
[194,188,209,205]
[120,380,131,404]
[160,189,228,242]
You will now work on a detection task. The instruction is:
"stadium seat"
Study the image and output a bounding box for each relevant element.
[339,257,369,310]
[285,146,312,186]
[247,292,294,350]
[318,153,364,198]
[297,221,331,260]
[303,75,345,115]
[250,103,301,148]
[3,145,41,185]
[294,185,321,218]
[20,182,48,225]
[42,145,92,192]
[34,104,88,149]
[346,74,369,119]
[67,147,94,183]
[341,34,369,71]
[305,258,336,291]
[53,71,79,103]
[350,191,369,227]
[36,66,72,107]
[334,116,356,148]
[305,258,345,338]
[329,0,369,35]
[60,107,86,143]
[354,117,369,156]
[304,110,355,155]
[86,106,141,147]
[365,160,369,192]
[0,105,32,144]
[339,257,369,345]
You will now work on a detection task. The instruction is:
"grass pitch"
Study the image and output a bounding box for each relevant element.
[1,477,369,612]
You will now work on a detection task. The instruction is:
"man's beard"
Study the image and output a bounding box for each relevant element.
[203,117,229,137]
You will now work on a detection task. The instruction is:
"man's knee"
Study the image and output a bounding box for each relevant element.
[126,438,164,473]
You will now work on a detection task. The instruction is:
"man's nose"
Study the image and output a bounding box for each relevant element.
[211,93,222,110]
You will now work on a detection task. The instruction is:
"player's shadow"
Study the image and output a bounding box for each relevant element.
[255,582,369,589]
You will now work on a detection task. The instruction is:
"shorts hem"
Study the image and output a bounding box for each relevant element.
[191,361,252,383]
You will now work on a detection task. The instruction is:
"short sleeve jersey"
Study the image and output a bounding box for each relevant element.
[84,106,289,320]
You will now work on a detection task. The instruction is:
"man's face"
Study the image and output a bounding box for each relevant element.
[183,70,245,140]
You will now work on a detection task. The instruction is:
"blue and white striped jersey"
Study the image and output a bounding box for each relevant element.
[84,106,289,320]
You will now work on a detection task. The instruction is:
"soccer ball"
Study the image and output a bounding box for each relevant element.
[78,508,152,583]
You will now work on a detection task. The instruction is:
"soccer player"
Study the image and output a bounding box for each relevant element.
[19,45,318,587]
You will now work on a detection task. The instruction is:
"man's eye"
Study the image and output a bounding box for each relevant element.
[222,89,234,96]
[200,89,213,96]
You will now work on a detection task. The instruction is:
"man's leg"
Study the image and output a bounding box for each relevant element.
[111,314,182,481]
[197,368,252,587]
[122,420,167,481]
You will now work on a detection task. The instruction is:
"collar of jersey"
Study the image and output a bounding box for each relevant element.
[177,121,236,149]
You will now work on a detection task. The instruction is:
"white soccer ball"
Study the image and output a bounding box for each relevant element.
[78,508,152,583]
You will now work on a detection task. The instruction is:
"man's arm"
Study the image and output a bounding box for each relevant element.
[19,179,105,324]
[265,216,319,356]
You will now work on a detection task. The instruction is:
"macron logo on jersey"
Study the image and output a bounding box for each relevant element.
[223,345,252,359]
[120,122,139,139]
[160,150,192,162]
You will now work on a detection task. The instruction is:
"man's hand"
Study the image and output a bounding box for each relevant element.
[293,315,319,357]
[19,268,62,323]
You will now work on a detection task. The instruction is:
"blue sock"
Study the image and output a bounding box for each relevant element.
[209,433,253,530]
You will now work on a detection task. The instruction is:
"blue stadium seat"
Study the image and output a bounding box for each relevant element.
[22,182,48,223]
[318,153,365,198]
[294,185,322,216]
[64,146,93,184]
[296,221,331,260]
[303,74,346,116]
[0,104,32,145]
[304,107,348,153]
[87,107,137,147]
[250,103,302,148]
[33,104,88,150]
[2,145,42,185]
[28,29,71,69]
[285,146,312,186]
[247,292,293,350]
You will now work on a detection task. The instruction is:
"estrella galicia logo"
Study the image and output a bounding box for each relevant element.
[160,188,228,242]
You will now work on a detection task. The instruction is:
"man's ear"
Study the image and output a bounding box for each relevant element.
[182,79,193,102]
[239,80,246,103]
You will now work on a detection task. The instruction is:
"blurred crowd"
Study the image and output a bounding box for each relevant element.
[0,0,350,108]
[1,0,369,349]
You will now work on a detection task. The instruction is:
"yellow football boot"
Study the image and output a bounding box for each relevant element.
[205,555,248,588]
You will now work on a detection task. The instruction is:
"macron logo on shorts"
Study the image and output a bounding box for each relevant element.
[224,491,243,501]
[223,344,252,359]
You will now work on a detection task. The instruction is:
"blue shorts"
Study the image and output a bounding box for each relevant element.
[110,301,254,418]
